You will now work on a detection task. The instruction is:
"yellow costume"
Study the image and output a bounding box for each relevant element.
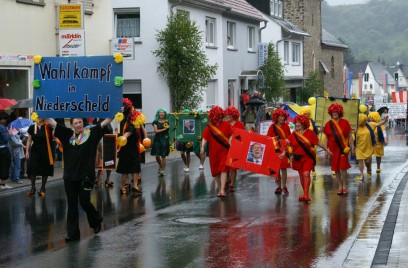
[355,121,376,160]
[373,125,386,157]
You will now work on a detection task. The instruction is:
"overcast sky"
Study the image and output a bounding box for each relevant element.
[325,0,368,5]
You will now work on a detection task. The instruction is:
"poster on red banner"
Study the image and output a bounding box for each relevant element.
[226,129,282,178]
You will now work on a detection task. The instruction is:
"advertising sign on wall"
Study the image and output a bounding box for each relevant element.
[59,4,84,29]
[33,56,123,118]
[112,38,134,60]
[59,30,85,57]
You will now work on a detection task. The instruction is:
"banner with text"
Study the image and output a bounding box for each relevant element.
[33,56,123,118]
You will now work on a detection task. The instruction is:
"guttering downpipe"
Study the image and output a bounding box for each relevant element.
[170,0,183,14]
[259,20,268,43]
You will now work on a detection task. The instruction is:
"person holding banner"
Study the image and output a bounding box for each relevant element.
[46,117,113,242]
[200,106,233,198]
[267,109,291,195]
[225,106,245,192]
[151,108,170,176]
[285,115,331,202]
[323,104,354,195]
[26,118,55,197]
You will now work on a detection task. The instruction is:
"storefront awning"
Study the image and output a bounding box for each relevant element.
[239,70,262,79]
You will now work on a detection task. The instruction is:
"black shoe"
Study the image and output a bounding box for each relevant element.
[65,234,80,242]
[93,217,103,234]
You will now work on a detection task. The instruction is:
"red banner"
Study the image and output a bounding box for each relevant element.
[226,129,282,178]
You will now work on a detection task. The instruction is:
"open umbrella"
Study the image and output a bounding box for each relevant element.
[246,98,265,107]
[0,98,17,110]
[12,98,33,109]
[8,117,34,130]
[377,106,388,115]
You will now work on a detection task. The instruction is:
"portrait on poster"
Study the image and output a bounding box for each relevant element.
[246,142,265,165]
[183,119,195,134]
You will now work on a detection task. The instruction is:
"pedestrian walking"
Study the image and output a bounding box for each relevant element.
[224,106,245,192]
[368,111,388,174]
[26,117,55,197]
[151,108,170,176]
[267,108,291,195]
[323,104,354,195]
[200,106,233,197]
[46,117,113,242]
[284,115,331,202]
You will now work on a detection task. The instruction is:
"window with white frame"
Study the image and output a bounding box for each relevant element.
[270,0,283,17]
[248,27,255,51]
[283,41,289,64]
[115,9,140,38]
[205,17,216,47]
[227,21,236,49]
[292,42,300,65]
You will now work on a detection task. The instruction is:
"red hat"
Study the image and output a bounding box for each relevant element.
[224,106,240,121]
[328,103,344,118]
[294,114,310,129]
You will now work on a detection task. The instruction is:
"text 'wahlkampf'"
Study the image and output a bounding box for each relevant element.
[39,62,112,82]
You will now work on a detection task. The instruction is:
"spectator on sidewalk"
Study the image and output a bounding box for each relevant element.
[9,128,25,184]
[239,89,250,115]
[242,105,256,131]
[0,112,12,190]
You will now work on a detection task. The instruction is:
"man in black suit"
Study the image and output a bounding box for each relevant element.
[247,142,264,164]
[184,120,194,134]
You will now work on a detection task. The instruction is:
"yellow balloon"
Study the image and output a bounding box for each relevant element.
[117,136,127,147]
[359,104,367,113]
[308,97,316,105]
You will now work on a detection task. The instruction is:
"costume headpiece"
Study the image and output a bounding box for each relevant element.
[358,113,368,126]
[272,109,287,123]
[300,106,312,115]
[208,106,224,124]
[123,98,133,115]
[368,111,381,123]
[328,103,344,118]
[224,106,240,121]
[294,114,310,129]
[154,108,168,121]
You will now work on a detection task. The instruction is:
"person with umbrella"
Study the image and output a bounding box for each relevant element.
[0,112,13,190]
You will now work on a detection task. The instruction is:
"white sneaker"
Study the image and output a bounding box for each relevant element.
[199,165,204,170]
[184,167,189,172]
[0,184,13,189]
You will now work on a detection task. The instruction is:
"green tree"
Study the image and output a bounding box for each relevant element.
[153,12,217,112]
[303,70,323,101]
[260,43,285,103]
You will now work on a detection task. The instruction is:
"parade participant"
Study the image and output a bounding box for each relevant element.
[116,98,143,195]
[0,112,12,190]
[26,117,55,197]
[201,106,233,197]
[368,111,388,174]
[354,113,385,182]
[225,106,245,192]
[300,107,318,177]
[285,115,331,202]
[267,108,291,195]
[323,103,354,195]
[151,108,170,176]
[93,118,113,187]
[46,117,113,242]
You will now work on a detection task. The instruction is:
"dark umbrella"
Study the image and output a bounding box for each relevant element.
[246,98,265,107]
[377,106,388,115]
[12,98,33,109]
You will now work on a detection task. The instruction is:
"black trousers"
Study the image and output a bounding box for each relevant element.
[0,147,11,180]
[64,179,101,236]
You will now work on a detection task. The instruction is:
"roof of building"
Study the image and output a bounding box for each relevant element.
[195,0,265,21]
[322,28,348,49]
[348,61,369,79]
[270,17,309,36]
[368,61,393,85]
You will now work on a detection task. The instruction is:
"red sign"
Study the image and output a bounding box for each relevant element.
[226,129,282,178]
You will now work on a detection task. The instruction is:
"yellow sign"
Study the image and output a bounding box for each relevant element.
[314,96,360,130]
[59,4,83,29]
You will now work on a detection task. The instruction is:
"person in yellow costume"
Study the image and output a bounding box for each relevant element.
[354,113,384,182]
[368,111,388,174]
[300,107,318,177]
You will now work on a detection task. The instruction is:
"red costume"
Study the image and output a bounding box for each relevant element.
[323,118,352,171]
[287,129,319,173]
[231,121,245,131]
[267,123,291,168]
[202,121,233,177]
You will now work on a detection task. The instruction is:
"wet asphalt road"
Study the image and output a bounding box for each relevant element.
[1,126,408,268]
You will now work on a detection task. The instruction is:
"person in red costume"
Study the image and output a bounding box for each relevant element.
[267,108,291,195]
[201,106,233,197]
[285,115,331,202]
[224,106,245,192]
[323,103,355,195]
